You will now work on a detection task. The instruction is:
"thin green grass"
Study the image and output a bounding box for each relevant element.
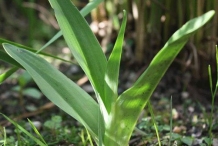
[148,101,161,146]
[27,119,47,144]
[208,46,218,144]
[86,129,94,146]
[1,114,48,146]
[169,96,173,146]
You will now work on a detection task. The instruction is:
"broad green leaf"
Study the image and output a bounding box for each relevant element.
[1,114,47,146]
[3,43,100,139]
[49,0,107,104]
[0,67,19,84]
[38,0,103,53]
[105,10,215,145]
[49,1,106,142]
[104,10,127,113]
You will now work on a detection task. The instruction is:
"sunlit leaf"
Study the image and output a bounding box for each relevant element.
[0,67,19,84]
[104,10,127,113]
[104,10,215,145]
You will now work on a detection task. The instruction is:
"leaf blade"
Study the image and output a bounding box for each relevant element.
[3,43,100,138]
[49,0,107,104]
[105,10,215,145]
[0,67,19,84]
[104,10,127,113]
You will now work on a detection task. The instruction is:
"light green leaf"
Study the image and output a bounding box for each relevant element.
[104,10,127,113]
[105,10,215,145]
[0,67,19,84]
[3,43,100,139]
[49,0,107,104]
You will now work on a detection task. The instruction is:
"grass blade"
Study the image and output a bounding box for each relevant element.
[4,127,6,146]
[27,119,47,144]
[80,0,103,17]
[148,101,161,146]
[209,46,218,138]
[104,10,127,113]
[0,67,19,84]
[3,43,100,139]
[36,31,62,54]
[208,65,213,95]
[169,96,173,146]
[1,114,47,146]
[86,128,94,146]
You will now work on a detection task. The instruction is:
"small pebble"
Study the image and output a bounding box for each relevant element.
[181,91,189,99]
[25,121,42,130]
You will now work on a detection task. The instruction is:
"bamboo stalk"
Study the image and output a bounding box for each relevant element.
[134,0,146,64]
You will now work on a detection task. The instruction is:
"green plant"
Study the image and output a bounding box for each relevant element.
[0,114,92,146]
[44,116,62,132]
[0,0,215,145]
[169,96,173,146]
[208,46,218,144]
[42,115,83,145]
[0,127,6,146]
[80,129,94,146]
[1,115,48,146]
[147,101,161,146]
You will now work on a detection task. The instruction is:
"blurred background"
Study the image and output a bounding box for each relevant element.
[1,0,218,81]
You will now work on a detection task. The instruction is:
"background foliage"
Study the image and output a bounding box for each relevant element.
[1,0,218,82]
